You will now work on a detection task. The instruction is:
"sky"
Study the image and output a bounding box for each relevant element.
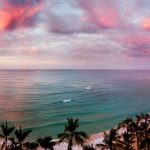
[0,0,150,69]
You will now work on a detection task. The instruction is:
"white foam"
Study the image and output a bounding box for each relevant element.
[62,99,72,103]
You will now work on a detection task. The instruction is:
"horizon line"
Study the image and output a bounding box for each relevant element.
[0,68,150,71]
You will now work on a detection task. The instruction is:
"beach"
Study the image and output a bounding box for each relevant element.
[0,132,106,150]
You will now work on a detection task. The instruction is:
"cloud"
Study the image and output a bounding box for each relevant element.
[0,10,12,31]
[0,0,149,69]
[119,33,150,60]
[142,18,150,30]
[0,0,44,31]
[78,0,122,29]
[0,0,149,33]
[47,12,82,34]
[45,0,144,34]
[0,27,149,69]
[45,0,123,34]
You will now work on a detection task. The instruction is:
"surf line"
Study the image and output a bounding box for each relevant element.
[62,99,72,103]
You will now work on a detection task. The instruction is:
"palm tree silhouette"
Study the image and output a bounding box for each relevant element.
[58,118,88,150]
[97,129,120,150]
[0,122,15,150]
[128,122,141,150]
[136,113,146,122]
[15,126,32,150]
[121,128,135,150]
[117,118,133,129]
[37,136,55,150]
[138,114,150,150]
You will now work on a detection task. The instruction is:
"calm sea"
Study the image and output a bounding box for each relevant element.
[0,70,150,140]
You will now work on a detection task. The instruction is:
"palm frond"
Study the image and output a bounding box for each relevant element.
[0,122,15,136]
[75,132,88,139]
[65,118,79,132]
[58,132,70,143]
[74,135,84,145]
[15,126,32,143]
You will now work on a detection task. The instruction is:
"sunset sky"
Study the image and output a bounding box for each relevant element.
[0,0,150,69]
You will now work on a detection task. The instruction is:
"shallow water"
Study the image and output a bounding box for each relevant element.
[0,70,149,140]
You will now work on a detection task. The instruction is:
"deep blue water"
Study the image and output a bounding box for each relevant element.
[0,70,150,140]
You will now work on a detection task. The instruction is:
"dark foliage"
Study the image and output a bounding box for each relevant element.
[0,113,149,150]
[83,144,96,150]
[37,136,55,150]
[58,117,88,150]
[15,126,32,149]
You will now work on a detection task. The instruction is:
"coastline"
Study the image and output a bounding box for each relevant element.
[0,113,149,150]
[0,129,122,150]
[0,131,106,150]
[37,128,125,150]
[38,131,106,150]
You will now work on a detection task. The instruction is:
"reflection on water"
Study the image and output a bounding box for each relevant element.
[0,70,150,139]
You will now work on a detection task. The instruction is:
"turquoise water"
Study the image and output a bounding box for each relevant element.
[0,70,150,140]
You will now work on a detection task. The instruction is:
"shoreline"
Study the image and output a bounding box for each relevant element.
[0,127,147,150]
[39,131,106,150]
[38,128,124,150]
[0,113,149,150]
[0,131,106,150]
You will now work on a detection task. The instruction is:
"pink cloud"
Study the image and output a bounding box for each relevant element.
[142,18,150,30]
[119,34,150,60]
[0,10,12,31]
[122,35,150,46]
[0,0,44,31]
[47,0,124,34]
[78,0,122,29]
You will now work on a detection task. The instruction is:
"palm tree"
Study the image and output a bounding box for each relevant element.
[15,126,32,150]
[117,118,133,129]
[97,129,120,150]
[135,113,146,123]
[121,128,135,150]
[140,135,150,150]
[138,114,150,150]
[128,122,141,150]
[58,117,88,150]
[37,136,55,150]
[0,122,15,150]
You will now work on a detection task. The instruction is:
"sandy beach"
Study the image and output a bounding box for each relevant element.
[36,128,126,150]
[0,131,105,150]
[37,132,106,150]
[0,125,149,150]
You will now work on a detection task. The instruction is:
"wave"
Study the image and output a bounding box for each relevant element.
[62,99,72,103]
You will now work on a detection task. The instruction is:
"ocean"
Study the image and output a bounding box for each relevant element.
[0,70,150,140]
